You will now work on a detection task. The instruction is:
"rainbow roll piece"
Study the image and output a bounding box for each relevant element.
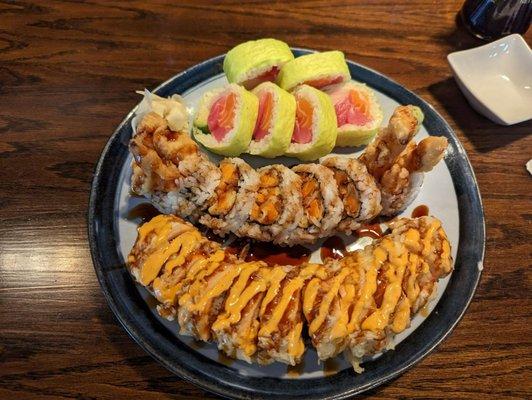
[223,39,294,90]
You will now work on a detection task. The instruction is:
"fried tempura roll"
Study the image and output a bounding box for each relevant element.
[288,163,343,244]
[131,112,221,219]
[128,214,453,373]
[321,156,382,233]
[199,158,259,236]
[128,215,234,320]
[379,136,448,215]
[178,259,252,342]
[344,216,452,372]
[302,263,356,360]
[235,164,303,244]
[211,263,271,362]
[256,264,319,366]
[359,105,423,181]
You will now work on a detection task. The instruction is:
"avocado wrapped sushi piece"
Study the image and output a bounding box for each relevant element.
[325,81,383,147]
[223,38,294,89]
[285,85,338,161]
[193,84,259,157]
[277,51,350,91]
[248,82,296,158]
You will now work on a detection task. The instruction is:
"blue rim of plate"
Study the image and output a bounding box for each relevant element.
[88,48,485,399]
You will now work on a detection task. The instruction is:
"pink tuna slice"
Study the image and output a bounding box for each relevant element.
[207,92,236,142]
[334,90,371,126]
[304,75,344,89]
[242,66,280,90]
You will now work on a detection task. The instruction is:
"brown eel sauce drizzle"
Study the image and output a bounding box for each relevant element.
[411,204,429,218]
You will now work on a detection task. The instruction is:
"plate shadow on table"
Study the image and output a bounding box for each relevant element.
[427,77,531,153]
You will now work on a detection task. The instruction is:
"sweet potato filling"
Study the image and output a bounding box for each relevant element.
[250,170,281,225]
[209,162,239,215]
[299,175,324,228]
[333,169,360,217]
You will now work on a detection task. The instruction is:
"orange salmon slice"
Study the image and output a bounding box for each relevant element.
[292,97,313,144]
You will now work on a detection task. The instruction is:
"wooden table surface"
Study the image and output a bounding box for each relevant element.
[1,1,531,399]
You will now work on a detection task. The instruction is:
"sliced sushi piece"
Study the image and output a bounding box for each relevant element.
[199,158,259,236]
[325,81,384,147]
[178,259,248,341]
[223,38,294,89]
[288,164,343,244]
[211,262,270,363]
[256,264,320,366]
[193,84,259,157]
[321,156,382,234]
[285,85,337,161]
[235,164,303,244]
[277,51,350,91]
[302,263,356,360]
[248,82,296,158]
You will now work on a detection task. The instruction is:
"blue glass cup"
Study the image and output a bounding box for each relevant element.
[461,0,532,40]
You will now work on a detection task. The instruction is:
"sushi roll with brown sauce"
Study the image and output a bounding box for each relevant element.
[235,164,303,244]
[321,156,382,234]
[199,158,259,236]
[302,262,356,360]
[288,163,344,245]
[211,261,270,362]
[256,264,319,366]
[128,214,453,372]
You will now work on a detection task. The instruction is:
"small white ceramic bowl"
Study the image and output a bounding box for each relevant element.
[448,34,532,125]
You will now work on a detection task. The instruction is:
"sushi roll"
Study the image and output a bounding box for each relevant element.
[302,263,355,360]
[193,84,259,157]
[178,259,248,341]
[325,81,384,147]
[211,263,270,363]
[277,51,350,91]
[286,85,338,161]
[235,164,303,244]
[248,82,296,158]
[257,264,319,366]
[128,214,453,372]
[288,163,343,244]
[199,158,259,236]
[223,38,294,89]
[321,156,382,234]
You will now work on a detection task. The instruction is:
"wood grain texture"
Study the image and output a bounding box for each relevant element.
[0,1,530,399]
